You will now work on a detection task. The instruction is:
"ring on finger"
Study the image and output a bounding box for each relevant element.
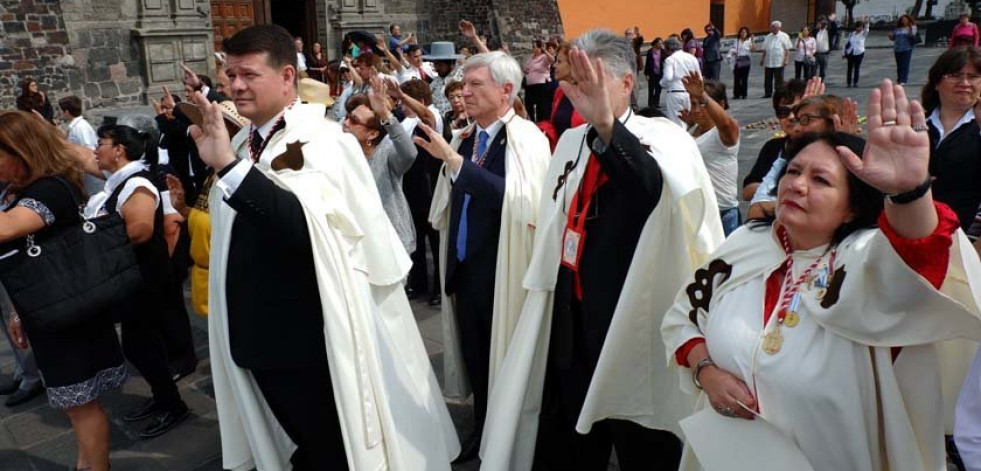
[882,120,897,126]
[913,124,929,132]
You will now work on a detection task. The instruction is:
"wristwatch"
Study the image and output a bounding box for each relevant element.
[380,114,398,126]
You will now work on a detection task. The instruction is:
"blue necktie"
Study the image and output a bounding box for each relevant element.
[456,130,489,261]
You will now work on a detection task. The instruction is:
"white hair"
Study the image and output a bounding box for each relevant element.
[462,51,523,104]
[573,29,635,80]
[771,20,782,28]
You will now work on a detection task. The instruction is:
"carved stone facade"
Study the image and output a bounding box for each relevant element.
[1,0,561,113]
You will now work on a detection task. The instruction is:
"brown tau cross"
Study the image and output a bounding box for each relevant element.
[271,140,307,171]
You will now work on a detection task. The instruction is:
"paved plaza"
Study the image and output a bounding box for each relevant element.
[0,38,951,471]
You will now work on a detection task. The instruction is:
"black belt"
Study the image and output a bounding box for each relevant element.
[668,90,687,93]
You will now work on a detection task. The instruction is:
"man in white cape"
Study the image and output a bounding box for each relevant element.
[188,25,458,471]
[414,51,550,461]
[477,30,724,471]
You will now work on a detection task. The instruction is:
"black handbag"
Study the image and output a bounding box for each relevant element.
[0,178,143,331]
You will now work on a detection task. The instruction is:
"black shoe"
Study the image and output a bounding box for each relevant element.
[0,376,19,395]
[139,402,189,439]
[5,382,43,407]
[452,430,482,463]
[123,399,162,422]
[428,294,442,306]
[405,287,420,300]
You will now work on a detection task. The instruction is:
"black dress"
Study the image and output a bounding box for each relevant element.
[1,177,126,409]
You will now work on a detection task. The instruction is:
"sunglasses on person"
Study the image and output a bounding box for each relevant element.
[788,113,831,127]
[775,105,793,119]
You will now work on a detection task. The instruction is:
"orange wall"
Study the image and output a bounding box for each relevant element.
[723,0,771,35]
[557,0,771,41]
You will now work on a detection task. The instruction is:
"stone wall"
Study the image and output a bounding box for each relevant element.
[426,0,562,58]
[0,0,74,111]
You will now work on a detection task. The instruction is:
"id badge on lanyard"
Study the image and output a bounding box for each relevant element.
[562,226,585,270]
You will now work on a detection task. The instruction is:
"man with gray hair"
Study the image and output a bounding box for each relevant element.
[761,20,793,98]
[415,50,550,462]
[660,36,702,128]
[478,29,724,471]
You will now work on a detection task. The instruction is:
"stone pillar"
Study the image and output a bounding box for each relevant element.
[132,0,214,100]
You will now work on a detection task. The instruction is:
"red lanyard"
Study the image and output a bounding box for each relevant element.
[562,154,608,300]
[248,103,293,162]
[774,226,835,326]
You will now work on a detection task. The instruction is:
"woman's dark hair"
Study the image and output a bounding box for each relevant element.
[651,37,663,47]
[748,132,884,245]
[400,79,432,105]
[681,29,694,42]
[704,81,728,110]
[921,46,981,113]
[738,27,751,39]
[444,80,464,99]
[97,124,159,172]
[897,14,915,27]
[222,24,297,72]
[533,39,545,49]
[344,94,387,146]
[16,78,44,111]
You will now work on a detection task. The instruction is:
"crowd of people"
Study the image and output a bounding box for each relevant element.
[2,12,981,471]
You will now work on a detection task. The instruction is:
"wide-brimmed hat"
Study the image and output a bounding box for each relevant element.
[298,78,336,108]
[423,42,463,61]
[174,101,250,136]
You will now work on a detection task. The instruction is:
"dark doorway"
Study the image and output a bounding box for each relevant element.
[710,0,725,34]
[271,0,317,43]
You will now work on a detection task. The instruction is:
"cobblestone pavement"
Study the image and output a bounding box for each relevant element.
[0,40,950,471]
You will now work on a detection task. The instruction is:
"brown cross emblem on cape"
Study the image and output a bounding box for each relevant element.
[271,140,307,171]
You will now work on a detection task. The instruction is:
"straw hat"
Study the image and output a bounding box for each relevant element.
[175,101,250,136]
[298,78,335,108]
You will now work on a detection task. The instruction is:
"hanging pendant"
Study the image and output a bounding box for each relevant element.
[816,288,827,300]
[784,311,800,328]
[762,329,784,355]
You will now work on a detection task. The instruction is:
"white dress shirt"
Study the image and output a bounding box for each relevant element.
[762,31,793,68]
[67,116,98,150]
[660,51,701,91]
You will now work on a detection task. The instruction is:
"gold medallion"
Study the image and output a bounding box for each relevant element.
[762,329,784,355]
[784,311,800,328]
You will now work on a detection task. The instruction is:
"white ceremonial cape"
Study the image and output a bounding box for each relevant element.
[428,108,550,398]
[478,116,725,471]
[209,103,460,471]
[661,223,981,471]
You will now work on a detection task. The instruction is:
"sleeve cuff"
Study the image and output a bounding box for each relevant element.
[676,337,706,367]
[878,201,959,289]
[215,159,251,199]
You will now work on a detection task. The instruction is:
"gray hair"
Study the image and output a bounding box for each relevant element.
[572,29,636,80]
[462,51,523,104]
[665,37,683,52]
[771,20,782,28]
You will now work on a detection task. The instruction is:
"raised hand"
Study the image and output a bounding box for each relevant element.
[180,63,202,89]
[187,91,236,172]
[836,80,929,195]
[559,46,615,141]
[367,75,393,120]
[459,20,477,39]
[412,122,464,173]
[681,71,705,100]
[803,76,825,98]
[833,97,860,134]
[165,174,189,217]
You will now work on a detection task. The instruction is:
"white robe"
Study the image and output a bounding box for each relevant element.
[661,223,981,471]
[478,116,725,471]
[209,103,459,471]
[428,108,550,398]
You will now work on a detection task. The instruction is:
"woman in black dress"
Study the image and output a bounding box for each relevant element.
[87,124,189,439]
[15,79,54,124]
[0,111,124,471]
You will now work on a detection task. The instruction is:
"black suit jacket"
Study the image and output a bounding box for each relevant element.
[158,113,208,203]
[551,121,664,379]
[220,165,327,370]
[444,128,508,294]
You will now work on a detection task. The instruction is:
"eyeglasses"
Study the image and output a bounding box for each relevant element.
[789,113,830,126]
[775,105,793,119]
[942,73,981,84]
